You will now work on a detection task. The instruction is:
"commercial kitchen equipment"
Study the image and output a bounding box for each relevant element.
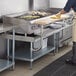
[3,8,73,69]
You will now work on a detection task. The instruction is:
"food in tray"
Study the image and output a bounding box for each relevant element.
[20,15,40,20]
[31,11,48,16]
[50,16,61,19]
[50,15,61,19]
[50,13,61,19]
[50,13,70,20]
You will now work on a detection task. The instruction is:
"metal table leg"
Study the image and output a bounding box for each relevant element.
[30,42,33,69]
[53,33,56,55]
[7,27,15,70]
[7,39,10,64]
[12,27,15,70]
[40,25,43,49]
[56,32,59,53]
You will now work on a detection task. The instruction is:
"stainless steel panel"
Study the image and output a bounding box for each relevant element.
[3,16,40,34]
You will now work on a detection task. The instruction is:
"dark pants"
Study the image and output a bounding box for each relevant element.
[72,42,76,63]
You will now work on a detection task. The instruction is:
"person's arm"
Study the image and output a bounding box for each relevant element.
[59,0,75,14]
[64,0,75,12]
[55,0,75,18]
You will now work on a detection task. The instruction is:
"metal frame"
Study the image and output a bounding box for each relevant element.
[5,20,72,69]
[0,25,15,72]
[5,25,56,69]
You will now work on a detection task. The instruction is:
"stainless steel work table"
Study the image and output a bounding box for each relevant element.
[3,13,73,69]
[0,24,15,72]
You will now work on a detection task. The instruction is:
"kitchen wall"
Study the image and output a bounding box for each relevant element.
[0,0,29,16]
[50,0,67,8]
[34,0,50,10]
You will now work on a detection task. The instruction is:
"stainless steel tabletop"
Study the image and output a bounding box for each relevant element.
[0,23,13,33]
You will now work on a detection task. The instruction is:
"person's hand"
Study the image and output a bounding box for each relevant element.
[55,12,61,19]
[59,9,66,14]
[55,9,66,18]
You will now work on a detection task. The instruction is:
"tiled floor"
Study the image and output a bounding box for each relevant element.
[0,44,72,76]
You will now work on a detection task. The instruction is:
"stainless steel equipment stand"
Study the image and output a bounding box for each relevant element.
[4,13,73,69]
[7,26,15,70]
[6,26,55,69]
[0,25,15,72]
